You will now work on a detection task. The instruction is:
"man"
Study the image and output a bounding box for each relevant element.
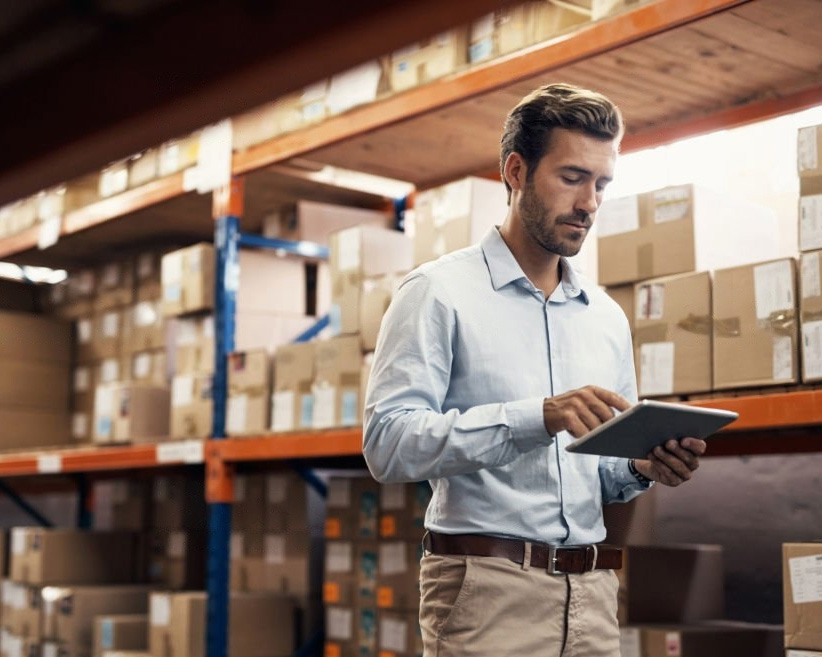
[362,83,706,657]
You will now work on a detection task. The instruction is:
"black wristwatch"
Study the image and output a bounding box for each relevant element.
[628,458,654,486]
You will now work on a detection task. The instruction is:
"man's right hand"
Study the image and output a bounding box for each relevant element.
[542,385,632,437]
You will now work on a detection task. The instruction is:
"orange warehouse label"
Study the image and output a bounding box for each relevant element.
[380,516,397,537]
[323,581,341,604]
[377,586,394,608]
[324,643,341,657]
[325,518,341,538]
[379,652,397,657]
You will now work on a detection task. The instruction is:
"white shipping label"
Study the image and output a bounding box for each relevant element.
[773,335,794,381]
[665,631,682,657]
[150,594,171,626]
[380,618,408,653]
[327,60,384,115]
[597,195,639,237]
[38,216,63,250]
[619,628,641,657]
[754,260,794,320]
[302,80,328,104]
[172,376,195,407]
[95,386,114,415]
[647,283,664,320]
[265,535,286,564]
[195,120,232,194]
[77,319,92,344]
[72,413,88,439]
[326,542,353,573]
[133,353,151,380]
[135,301,159,327]
[800,195,822,251]
[311,385,336,429]
[74,367,90,392]
[636,285,649,321]
[327,478,352,508]
[639,342,675,396]
[271,391,295,432]
[326,607,353,641]
[11,528,26,555]
[381,483,406,510]
[336,227,362,272]
[230,533,244,559]
[156,440,203,464]
[226,395,248,434]
[379,542,408,575]
[789,553,822,603]
[159,143,181,176]
[653,186,691,223]
[167,532,187,558]
[176,319,198,346]
[161,252,183,284]
[802,252,822,299]
[100,359,119,383]
[103,313,120,338]
[798,126,819,172]
[37,455,62,473]
[803,321,822,380]
[266,475,287,504]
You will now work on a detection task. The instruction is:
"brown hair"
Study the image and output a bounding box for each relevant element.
[500,83,624,201]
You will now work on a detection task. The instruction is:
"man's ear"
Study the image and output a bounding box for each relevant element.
[503,152,527,193]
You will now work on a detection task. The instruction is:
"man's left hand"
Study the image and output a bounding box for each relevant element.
[635,437,706,487]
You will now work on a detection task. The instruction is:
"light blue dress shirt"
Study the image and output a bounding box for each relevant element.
[363,227,648,545]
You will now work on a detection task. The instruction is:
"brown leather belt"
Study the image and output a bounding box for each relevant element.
[424,531,622,574]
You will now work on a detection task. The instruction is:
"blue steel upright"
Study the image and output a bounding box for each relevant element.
[206,214,240,657]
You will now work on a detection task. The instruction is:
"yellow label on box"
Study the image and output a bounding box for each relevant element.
[323,581,341,604]
[377,586,394,608]
[325,518,341,538]
[324,644,341,657]
[380,516,397,537]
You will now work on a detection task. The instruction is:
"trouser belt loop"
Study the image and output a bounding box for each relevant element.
[522,541,532,571]
[589,544,598,571]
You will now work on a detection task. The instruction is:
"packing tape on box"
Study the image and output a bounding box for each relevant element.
[802,308,822,323]
[676,313,712,335]
[762,308,795,336]
[637,243,654,280]
[633,323,668,344]
[714,317,741,338]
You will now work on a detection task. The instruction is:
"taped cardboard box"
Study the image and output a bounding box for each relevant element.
[157,132,200,177]
[94,261,134,312]
[129,351,167,387]
[134,250,167,303]
[92,310,125,360]
[0,408,72,451]
[378,482,431,542]
[359,274,402,350]
[597,184,778,286]
[377,610,423,657]
[93,614,147,657]
[783,542,822,650]
[151,475,208,531]
[324,476,379,540]
[389,29,468,92]
[311,336,363,429]
[329,226,412,336]
[800,251,822,382]
[0,310,72,363]
[376,541,423,612]
[263,471,312,532]
[633,272,712,396]
[798,124,822,192]
[3,583,42,638]
[125,302,165,354]
[229,531,313,596]
[160,244,214,317]
[713,258,798,390]
[605,284,635,333]
[263,200,392,248]
[146,530,206,590]
[623,621,783,657]
[93,384,170,445]
[325,606,377,657]
[226,351,271,436]
[0,358,70,410]
[170,374,212,439]
[412,176,509,266]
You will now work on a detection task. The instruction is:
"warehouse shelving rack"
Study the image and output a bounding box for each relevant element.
[0,0,822,656]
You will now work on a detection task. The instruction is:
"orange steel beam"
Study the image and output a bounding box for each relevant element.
[212,177,245,220]
[233,0,749,175]
[623,84,822,153]
[688,390,822,431]
[0,444,182,478]
[211,429,363,463]
[205,442,235,504]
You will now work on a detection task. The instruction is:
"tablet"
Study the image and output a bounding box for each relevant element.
[564,399,738,459]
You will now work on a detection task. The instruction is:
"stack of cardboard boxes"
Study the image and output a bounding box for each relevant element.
[598,183,785,396]
[323,476,431,657]
[782,542,822,656]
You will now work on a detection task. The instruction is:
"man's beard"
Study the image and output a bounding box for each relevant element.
[519,181,590,258]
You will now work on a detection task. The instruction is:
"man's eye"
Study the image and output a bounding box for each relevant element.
[562,176,581,184]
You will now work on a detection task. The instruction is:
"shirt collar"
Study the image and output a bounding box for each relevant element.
[480,227,590,305]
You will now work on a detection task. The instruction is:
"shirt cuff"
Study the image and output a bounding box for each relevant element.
[622,458,654,489]
[505,397,554,453]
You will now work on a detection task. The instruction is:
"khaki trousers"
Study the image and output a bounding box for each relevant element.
[419,552,620,657]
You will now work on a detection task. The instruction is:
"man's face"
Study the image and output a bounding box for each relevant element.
[517,128,617,257]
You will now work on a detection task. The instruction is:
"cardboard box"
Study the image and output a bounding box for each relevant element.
[713,258,798,389]
[234,312,317,355]
[389,29,468,92]
[170,374,212,439]
[606,284,635,332]
[377,610,423,657]
[134,251,166,303]
[800,251,822,382]
[93,614,147,657]
[226,351,271,436]
[108,479,152,532]
[4,583,42,638]
[126,302,165,354]
[324,476,379,540]
[263,472,311,533]
[93,384,170,445]
[151,475,208,531]
[68,270,97,302]
[322,541,358,607]
[75,315,96,364]
[146,531,207,590]
[635,621,784,657]
[379,482,431,541]
[271,342,315,432]
[617,544,725,625]
[262,200,392,248]
[157,133,200,177]
[99,161,129,198]
[799,124,822,195]
[324,606,377,657]
[597,184,778,286]
[376,541,423,612]
[0,408,72,450]
[129,351,167,387]
[9,529,140,586]
[412,176,508,266]
[633,272,712,396]
[0,358,70,410]
[129,150,159,188]
[0,311,72,363]
[236,251,306,316]
[94,262,134,312]
[329,226,412,336]
[38,176,100,221]
[161,244,214,317]
[312,336,362,429]
[92,310,124,360]
[783,543,822,650]
[359,274,403,351]
[96,357,128,386]
[149,592,295,657]
[170,316,213,375]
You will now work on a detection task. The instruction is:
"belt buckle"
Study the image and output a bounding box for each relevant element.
[547,545,561,575]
